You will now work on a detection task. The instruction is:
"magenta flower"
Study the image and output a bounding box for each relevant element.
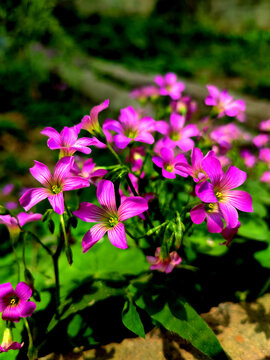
[146,247,182,273]
[4,202,18,210]
[253,134,269,148]
[0,328,23,353]
[19,157,89,215]
[205,85,246,121]
[240,149,256,168]
[152,147,188,179]
[259,148,270,165]
[259,119,270,132]
[155,113,199,152]
[41,124,93,158]
[71,157,107,186]
[130,86,159,101]
[81,99,109,137]
[155,73,185,100]
[210,123,251,149]
[0,212,42,236]
[190,203,224,233]
[170,96,197,121]
[220,221,241,247]
[175,147,215,182]
[73,180,148,252]
[195,157,253,228]
[261,171,270,184]
[1,184,14,196]
[0,282,36,322]
[103,106,156,149]
[126,146,145,173]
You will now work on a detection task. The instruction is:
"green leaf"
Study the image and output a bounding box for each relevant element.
[122,298,145,338]
[254,244,270,268]
[132,285,227,359]
[238,217,270,241]
[67,314,83,338]
[47,279,124,333]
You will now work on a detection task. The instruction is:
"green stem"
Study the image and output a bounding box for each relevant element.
[60,214,68,249]
[107,143,122,164]
[10,235,20,283]
[23,317,36,360]
[26,231,52,256]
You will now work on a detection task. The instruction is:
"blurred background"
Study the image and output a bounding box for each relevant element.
[1,0,270,187]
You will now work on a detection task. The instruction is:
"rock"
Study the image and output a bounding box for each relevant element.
[40,293,270,359]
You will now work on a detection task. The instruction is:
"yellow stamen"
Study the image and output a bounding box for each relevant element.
[52,184,62,194]
[215,191,223,200]
[164,164,173,172]
[108,216,118,227]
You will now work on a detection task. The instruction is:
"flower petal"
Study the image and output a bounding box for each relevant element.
[160,147,174,162]
[225,190,253,212]
[219,166,247,190]
[30,161,52,187]
[219,202,239,228]
[206,212,224,233]
[118,197,148,221]
[53,156,74,183]
[17,212,42,227]
[90,99,109,121]
[41,127,61,144]
[62,177,90,191]
[19,188,50,212]
[114,134,131,149]
[134,132,154,145]
[0,283,13,312]
[19,301,36,318]
[152,156,163,168]
[107,223,128,249]
[48,193,64,215]
[201,156,223,184]
[14,282,32,301]
[97,180,117,213]
[73,202,106,222]
[195,181,217,203]
[2,306,21,322]
[82,224,107,253]
[190,204,206,224]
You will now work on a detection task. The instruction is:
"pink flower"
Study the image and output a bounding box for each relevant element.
[155,73,185,100]
[220,221,241,247]
[259,148,270,165]
[210,123,250,149]
[41,124,93,158]
[130,86,159,101]
[0,212,42,237]
[126,146,145,173]
[152,147,188,179]
[71,157,107,186]
[147,247,182,273]
[155,113,199,152]
[170,96,197,120]
[190,203,224,233]
[205,85,246,121]
[195,157,253,228]
[0,328,23,353]
[103,106,156,149]
[253,134,269,148]
[0,282,36,322]
[175,147,215,182]
[261,171,270,184]
[259,119,270,132]
[1,184,14,196]
[73,180,148,252]
[240,149,256,168]
[81,99,109,137]
[19,157,89,215]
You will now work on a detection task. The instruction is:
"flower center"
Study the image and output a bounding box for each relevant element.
[124,128,138,139]
[206,203,216,213]
[164,163,174,172]
[51,184,62,194]
[9,295,19,306]
[108,216,118,227]
[215,191,223,200]
[169,131,180,141]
